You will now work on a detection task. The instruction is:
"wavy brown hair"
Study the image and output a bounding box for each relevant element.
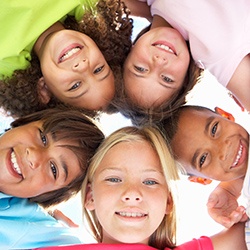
[0,0,133,118]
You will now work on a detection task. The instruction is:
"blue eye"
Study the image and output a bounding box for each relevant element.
[94,65,104,74]
[161,75,173,83]
[39,129,47,146]
[50,162,57,179]
[143,180,158,185]
[106,177,121,183]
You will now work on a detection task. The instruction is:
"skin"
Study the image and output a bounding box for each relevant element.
[124,25,190,108]
[85,140,172,244]
[0,121,82,197]
[171,108,249,181]
[36,26,115,111]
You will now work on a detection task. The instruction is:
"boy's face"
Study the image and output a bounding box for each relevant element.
[171,108,249,181]
[123,27,190,108]
[0,121,82,198]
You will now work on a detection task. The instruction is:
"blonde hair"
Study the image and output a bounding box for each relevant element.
[81,126,179,249]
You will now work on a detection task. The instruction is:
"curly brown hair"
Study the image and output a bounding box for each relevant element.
[0,0,133,118]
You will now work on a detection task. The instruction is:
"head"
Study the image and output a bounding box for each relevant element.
[82,126,179,249]
[0,108,104,207]
[162,105,249,182]
[0,0,133,117]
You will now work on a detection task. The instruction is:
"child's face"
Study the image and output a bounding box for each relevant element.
[39,30,115,110]
[0,121,82,197]
[171,108,249,181]
[123,27,190,108]
[86,140,171,244]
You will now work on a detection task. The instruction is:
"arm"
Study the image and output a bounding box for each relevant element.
[207,178,248,228]
[211,222,247,250]
[123,0,152,21]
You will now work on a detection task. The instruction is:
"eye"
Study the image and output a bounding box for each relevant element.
[143,179,158,185]
[105,177,121,183]
[69,81,81,91]
[199,153,207,168]
[211,122,218,137]
[50,162,57,180]
[39,129,47,146]
[161,75,173,83]
[134,65,148,73]
[94,65,104,74]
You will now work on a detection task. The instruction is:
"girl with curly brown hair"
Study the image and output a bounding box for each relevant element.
[0,0,133,118]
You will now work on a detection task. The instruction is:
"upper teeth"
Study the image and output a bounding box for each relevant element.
[154,44,175,54]
[60,47,81,62]
[117,212,146,217]
[11,151,22,175]
[232,144,243,167]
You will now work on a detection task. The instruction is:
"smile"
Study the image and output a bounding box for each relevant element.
[115,211,147,218]
[58,45,83,63]
[152,42,176,55]
[231,144,243,168]
[11,151,22,176]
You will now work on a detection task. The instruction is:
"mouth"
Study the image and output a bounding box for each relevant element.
[10,151,23,177]
[230,144,243,168]
[152,42,176,55]
[58,44,83,63]
[115,211,147,218]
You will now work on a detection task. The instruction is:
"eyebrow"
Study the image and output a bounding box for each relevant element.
[68,68,112,100]
[190,116,214,169]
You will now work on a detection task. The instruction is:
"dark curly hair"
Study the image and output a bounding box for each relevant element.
[9,107,105,208]
[112,25,203,126]
[0,0,133,118]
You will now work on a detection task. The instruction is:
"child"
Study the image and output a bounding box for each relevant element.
[0,107,105,249]
[0,0,133,117]
[119,0,250,125]
[38,126,246,250]
[161,105,250,228]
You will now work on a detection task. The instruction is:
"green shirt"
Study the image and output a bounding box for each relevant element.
[0,0,97,79]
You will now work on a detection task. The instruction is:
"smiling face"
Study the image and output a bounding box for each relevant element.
[39,30,115,110]
[85,140,171,244]
[171,108,249,181]
[123,27,190,108]
[0,121,82,198]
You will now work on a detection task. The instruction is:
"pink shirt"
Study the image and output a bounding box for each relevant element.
[146,0,250,88]
[35,237,213,250]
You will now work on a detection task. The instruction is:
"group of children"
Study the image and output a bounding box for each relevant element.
[0,0,250,249]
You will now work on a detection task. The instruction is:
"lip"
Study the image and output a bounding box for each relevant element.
[230,141,248,169]
[115,208,148,222]
[152,40,177,55]
[58,43,83,63]
[6,149,23,179]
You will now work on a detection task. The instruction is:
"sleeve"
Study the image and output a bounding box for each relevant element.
[173,236,213,250]
[0,195,81,249]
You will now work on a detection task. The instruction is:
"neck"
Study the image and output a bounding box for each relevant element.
[34,21,65,58]
[151,15,172,29]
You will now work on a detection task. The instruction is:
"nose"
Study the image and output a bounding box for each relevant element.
[121,185,142,202]
[72,58,88,72]
[218,138,231,162]
[26,147,45,169]
[153,55,167,65]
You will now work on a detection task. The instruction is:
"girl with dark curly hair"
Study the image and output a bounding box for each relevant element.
[0,0,133,118]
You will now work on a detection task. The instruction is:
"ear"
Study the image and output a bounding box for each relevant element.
[214,107,235,122]
[85,183,95,211]
[188,176,212,185]
[37,77,51,104]
[165,193,174,215]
